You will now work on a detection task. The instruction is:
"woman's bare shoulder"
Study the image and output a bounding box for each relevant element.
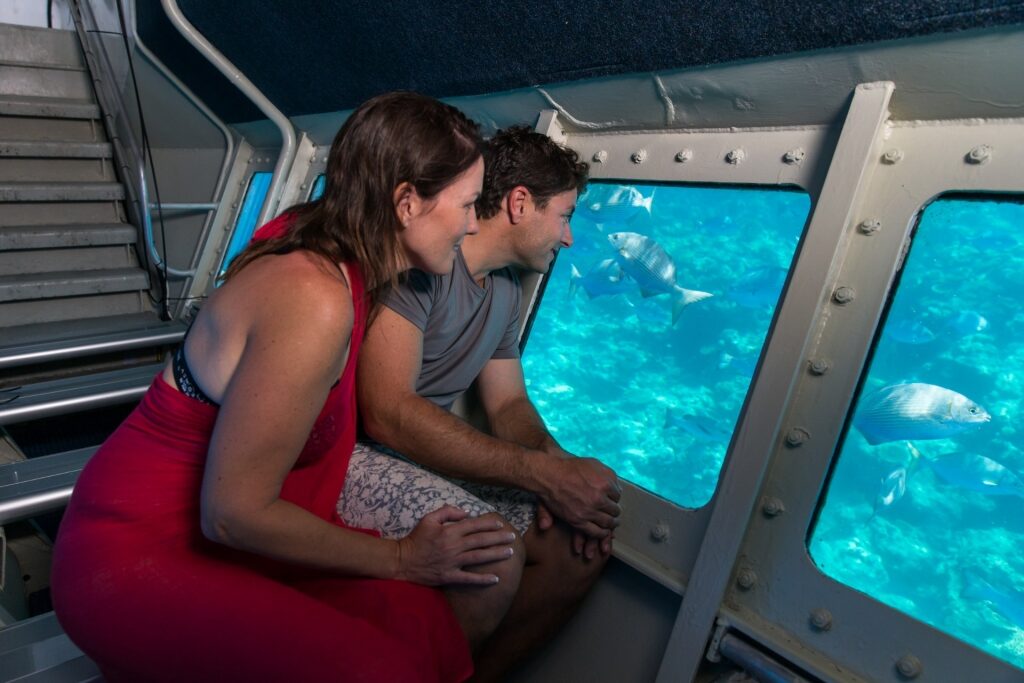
[220,251,354,335]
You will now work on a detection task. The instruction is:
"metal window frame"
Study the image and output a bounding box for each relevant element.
[705,115,1024,682]
[528,95,1024,681]
[521,110,839,590]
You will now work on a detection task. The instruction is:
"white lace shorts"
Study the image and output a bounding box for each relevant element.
[337,442,537,539]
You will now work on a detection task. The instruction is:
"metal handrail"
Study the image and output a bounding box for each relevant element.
[132,12,237,293]
[73,0,232,281]
[160,0,297,230]
[70,1,188,278]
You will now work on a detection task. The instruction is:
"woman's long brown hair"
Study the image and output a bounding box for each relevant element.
[222,92,482,297]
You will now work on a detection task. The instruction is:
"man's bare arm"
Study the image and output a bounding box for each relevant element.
[358,308,619,538]
[476,358,620,543]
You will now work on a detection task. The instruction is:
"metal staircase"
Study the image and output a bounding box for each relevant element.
[0,21,184,427]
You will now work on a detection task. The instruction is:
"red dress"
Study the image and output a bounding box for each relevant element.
[51,216,473,682]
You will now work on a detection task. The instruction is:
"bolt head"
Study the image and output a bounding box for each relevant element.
[762,497,785,517]
[736,568,757,590]
[592,150,608,163]
[785,427,810,447]
[882,148,904,164]
[725,148,746,165]
[809,358,831,375]
[896,654,922,679]
[675,149,693,163]
[966,144,992,165]
[631,149,648,164]
[809,608,833,631]
[783,147,806,165]
[650,523,670,542]
[858,219,882,235]
[833,286,855,305]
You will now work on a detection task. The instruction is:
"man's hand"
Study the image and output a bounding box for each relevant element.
[535,455,621,540]
[536,502,613,559]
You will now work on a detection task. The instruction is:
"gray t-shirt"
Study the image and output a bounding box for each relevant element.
[385,248,521,410]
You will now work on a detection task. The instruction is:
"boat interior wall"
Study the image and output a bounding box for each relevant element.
[135,0,1024,125]
[508,560,681,683]
[228,23,1024,158]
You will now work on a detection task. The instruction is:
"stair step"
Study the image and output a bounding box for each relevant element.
[0,182,124,202]
[0,313,185,369]
[0,202,122,229]
[0,23,86,71]
[0,362,161,426]
[0,223,136,249]
[0,140,111,158]
[0,268,149,302]
[0,246,137,277]
[0,611,101,681]
[0,291,148,328]
[0,447,96,525]
[0,95,98,119]
[0,64,93,101]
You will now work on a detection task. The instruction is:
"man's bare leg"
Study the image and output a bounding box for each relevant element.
[444,512,526,650]
[469,518,608,681]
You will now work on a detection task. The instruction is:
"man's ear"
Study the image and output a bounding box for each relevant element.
[506,185,531,225]
[393,182,418,227]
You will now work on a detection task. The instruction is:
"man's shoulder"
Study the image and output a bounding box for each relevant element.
[489,266,521,297]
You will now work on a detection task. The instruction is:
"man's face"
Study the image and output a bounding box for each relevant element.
[518,189,577,273]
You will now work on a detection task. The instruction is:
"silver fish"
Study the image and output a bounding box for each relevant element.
[718,351,758,377]
[853,382,990,446]
[883,318,936,345]
[664,408,732,442]
[607,231,712,325]
[945,310,989,338]
[729,266,787,309]
[908,443,1024,498]
[578,185,653,225]
[569,259,631,299]
[962,574,1024,626]
[872,465,908,515]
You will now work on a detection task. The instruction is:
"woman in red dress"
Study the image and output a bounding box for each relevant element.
[51,92,516,682]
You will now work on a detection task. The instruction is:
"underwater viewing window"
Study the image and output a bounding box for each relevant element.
[219,171,272,276]
[309,173,326,201]
[809,196,1024,670]
[522,182,809,508]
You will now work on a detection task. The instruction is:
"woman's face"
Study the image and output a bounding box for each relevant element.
[399,156,484,274]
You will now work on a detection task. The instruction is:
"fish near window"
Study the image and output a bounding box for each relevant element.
[521,182,810,508]
[809,195,1024,671]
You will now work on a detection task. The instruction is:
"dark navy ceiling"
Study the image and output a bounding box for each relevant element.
[137,0,1024,124]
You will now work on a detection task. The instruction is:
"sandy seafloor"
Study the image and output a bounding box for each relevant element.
[522,184,1024,670]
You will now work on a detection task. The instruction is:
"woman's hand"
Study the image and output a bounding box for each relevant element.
[395,505,516,586]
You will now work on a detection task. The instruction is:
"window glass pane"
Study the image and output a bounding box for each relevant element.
[309,173,326,201]
[810,197,1024,669]
[219,171,272,276]
[522,182,810,507]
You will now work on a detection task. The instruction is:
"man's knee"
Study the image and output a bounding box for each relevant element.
[524,522,608,600]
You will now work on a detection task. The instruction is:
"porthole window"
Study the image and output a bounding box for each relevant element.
[522,182,810,508]
[219,171,272,276]
[810,196,1024,670]
[309,173,326,201]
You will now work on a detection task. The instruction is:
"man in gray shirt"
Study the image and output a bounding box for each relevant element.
[340,126,621,680]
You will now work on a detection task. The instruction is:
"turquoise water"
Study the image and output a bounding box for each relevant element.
[522,185,1024,670]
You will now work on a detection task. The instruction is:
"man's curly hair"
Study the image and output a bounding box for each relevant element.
[475,126,589,220]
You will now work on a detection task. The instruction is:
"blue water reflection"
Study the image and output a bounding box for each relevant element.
[523,182,809,508]
[811,197,1024,670]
